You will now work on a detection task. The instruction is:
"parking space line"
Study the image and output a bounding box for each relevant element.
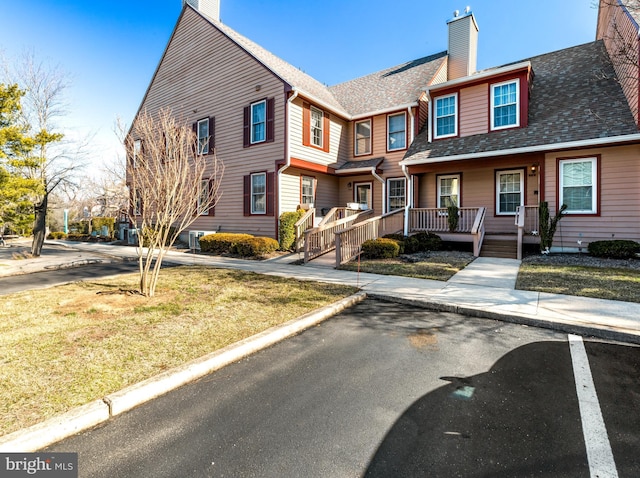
[568,334,618,478]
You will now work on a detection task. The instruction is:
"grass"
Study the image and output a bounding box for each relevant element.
[0,266,356,437]
[516,263,640,303]
[338,255,474,281]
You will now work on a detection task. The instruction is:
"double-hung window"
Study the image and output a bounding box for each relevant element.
[301,176,315,205]
[387,178,406,211]
[437,174,460,208]
[387,112,406,151]
[355,119,371,155]
[197,118,209,154]
[251,100,266,144]
[198,179,210,215]
[491,80,519,130]
[251,172,267,214]
[559,158,597,214]
[133,139,141,168]
[310,106,323,148]
[496,170,524,215]
[435,94,457,138]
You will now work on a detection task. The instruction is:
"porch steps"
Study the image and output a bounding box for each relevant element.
[479,237,518,259]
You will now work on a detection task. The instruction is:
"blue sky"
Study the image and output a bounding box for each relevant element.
[0,0,598,176]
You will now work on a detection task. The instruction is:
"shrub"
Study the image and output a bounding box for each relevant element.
[91,217,115,236]
[199,233,254,254]
[382,234,405,254]
[413,231,442,252]
[140,225,178,247]
[361,238,400,259]
[232,236,279,258]
[279,209,307,251]
[588,240,640,259]
[539,201,567,252]
[447,205,459,232]
[47,231,67,240]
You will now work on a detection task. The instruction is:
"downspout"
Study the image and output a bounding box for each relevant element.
[402,105,417,235]
[371,168,385,215]
[277,88,299,236]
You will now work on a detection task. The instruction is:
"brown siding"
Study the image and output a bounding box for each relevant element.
[459,84,489,137]
[597,0,640,126]
[543,145,640,249]
[137,9,287,238]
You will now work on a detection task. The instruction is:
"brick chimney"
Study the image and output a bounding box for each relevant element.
[447,7,479,80]
[183,0,220,22]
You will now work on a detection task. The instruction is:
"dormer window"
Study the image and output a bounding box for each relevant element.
[491,79,519,130]
[434,94,457,138]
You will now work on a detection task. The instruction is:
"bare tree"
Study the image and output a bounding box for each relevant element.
[122,108,223,297]
[3,52,89,256]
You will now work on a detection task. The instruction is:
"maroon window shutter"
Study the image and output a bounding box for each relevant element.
[209,178,215,216]
[266,172,275,216]
[209,116,215,153]
[243,175,251,216]
[322,112,330,152]
[243,106,250,148]
[302,102,310,146]
[266,97,275,143]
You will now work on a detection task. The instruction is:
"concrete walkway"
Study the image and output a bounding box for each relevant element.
[2,239,640,451]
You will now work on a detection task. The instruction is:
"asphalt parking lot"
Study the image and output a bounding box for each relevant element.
[46,299,640,477]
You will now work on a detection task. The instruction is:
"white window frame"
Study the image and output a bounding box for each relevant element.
[437,174,461,208]
[310,106,323,148]
[491,79,520,131]
[198,179,210,215]
[387,178,406,211]
[301,176,315,205]
[354,119,371,156]
[133,139,141,168]
[250,100,266,144]
[495,169,524,216]
[387,112,407,151]
[559,157,598,214]
[251,172,267,214]
[434,93,458,139]
[197,118,209,155]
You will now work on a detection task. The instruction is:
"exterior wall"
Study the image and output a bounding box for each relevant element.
[289,96,349,167]
[597,0,640,126]
[459,84,489,137]
[134,8,287,238]
[542,144,640,249]
[279,167,339,214]
[414,154,543,234]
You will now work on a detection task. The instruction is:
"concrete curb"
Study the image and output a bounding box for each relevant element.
[368,293,640,346]
[0,292,367,452]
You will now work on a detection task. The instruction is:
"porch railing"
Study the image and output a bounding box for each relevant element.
[515,205,539,260]
[409,207,481,233]
[317,207,360,227]
[293,208,315,252]
[304,209,373,262]
[471,207,486,257]
[334,209,405,266]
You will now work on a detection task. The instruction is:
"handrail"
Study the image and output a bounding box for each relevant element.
[334,209,405,266]
[515,205,539,259]
[471,207,486,257]
[317,207,360,227]
[294,208,315,252]
[304,209,373,262]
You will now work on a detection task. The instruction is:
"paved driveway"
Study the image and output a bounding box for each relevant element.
[47,300,639,477]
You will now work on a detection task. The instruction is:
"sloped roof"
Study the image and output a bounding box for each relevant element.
[190,5,445,118]
[329,52,447,116]
[337,157,385,172]
[403,41,638,164]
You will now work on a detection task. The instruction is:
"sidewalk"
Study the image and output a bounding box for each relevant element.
[2,240,639,344]
[2,240,640,451]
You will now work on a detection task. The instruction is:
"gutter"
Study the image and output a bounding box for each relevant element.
[277,89,299,231]
[399,133,640,167]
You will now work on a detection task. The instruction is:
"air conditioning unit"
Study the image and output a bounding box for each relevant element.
[128,228,139,245]
[189,230,215,250]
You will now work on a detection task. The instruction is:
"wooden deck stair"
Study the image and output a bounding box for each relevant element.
[479,236,518,259]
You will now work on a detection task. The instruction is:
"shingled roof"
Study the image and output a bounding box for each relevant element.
[190,5,445,118]
[329,52,447,116]
[403,41,638,164]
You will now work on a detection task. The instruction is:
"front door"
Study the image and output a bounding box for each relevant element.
[355,182,372,210]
